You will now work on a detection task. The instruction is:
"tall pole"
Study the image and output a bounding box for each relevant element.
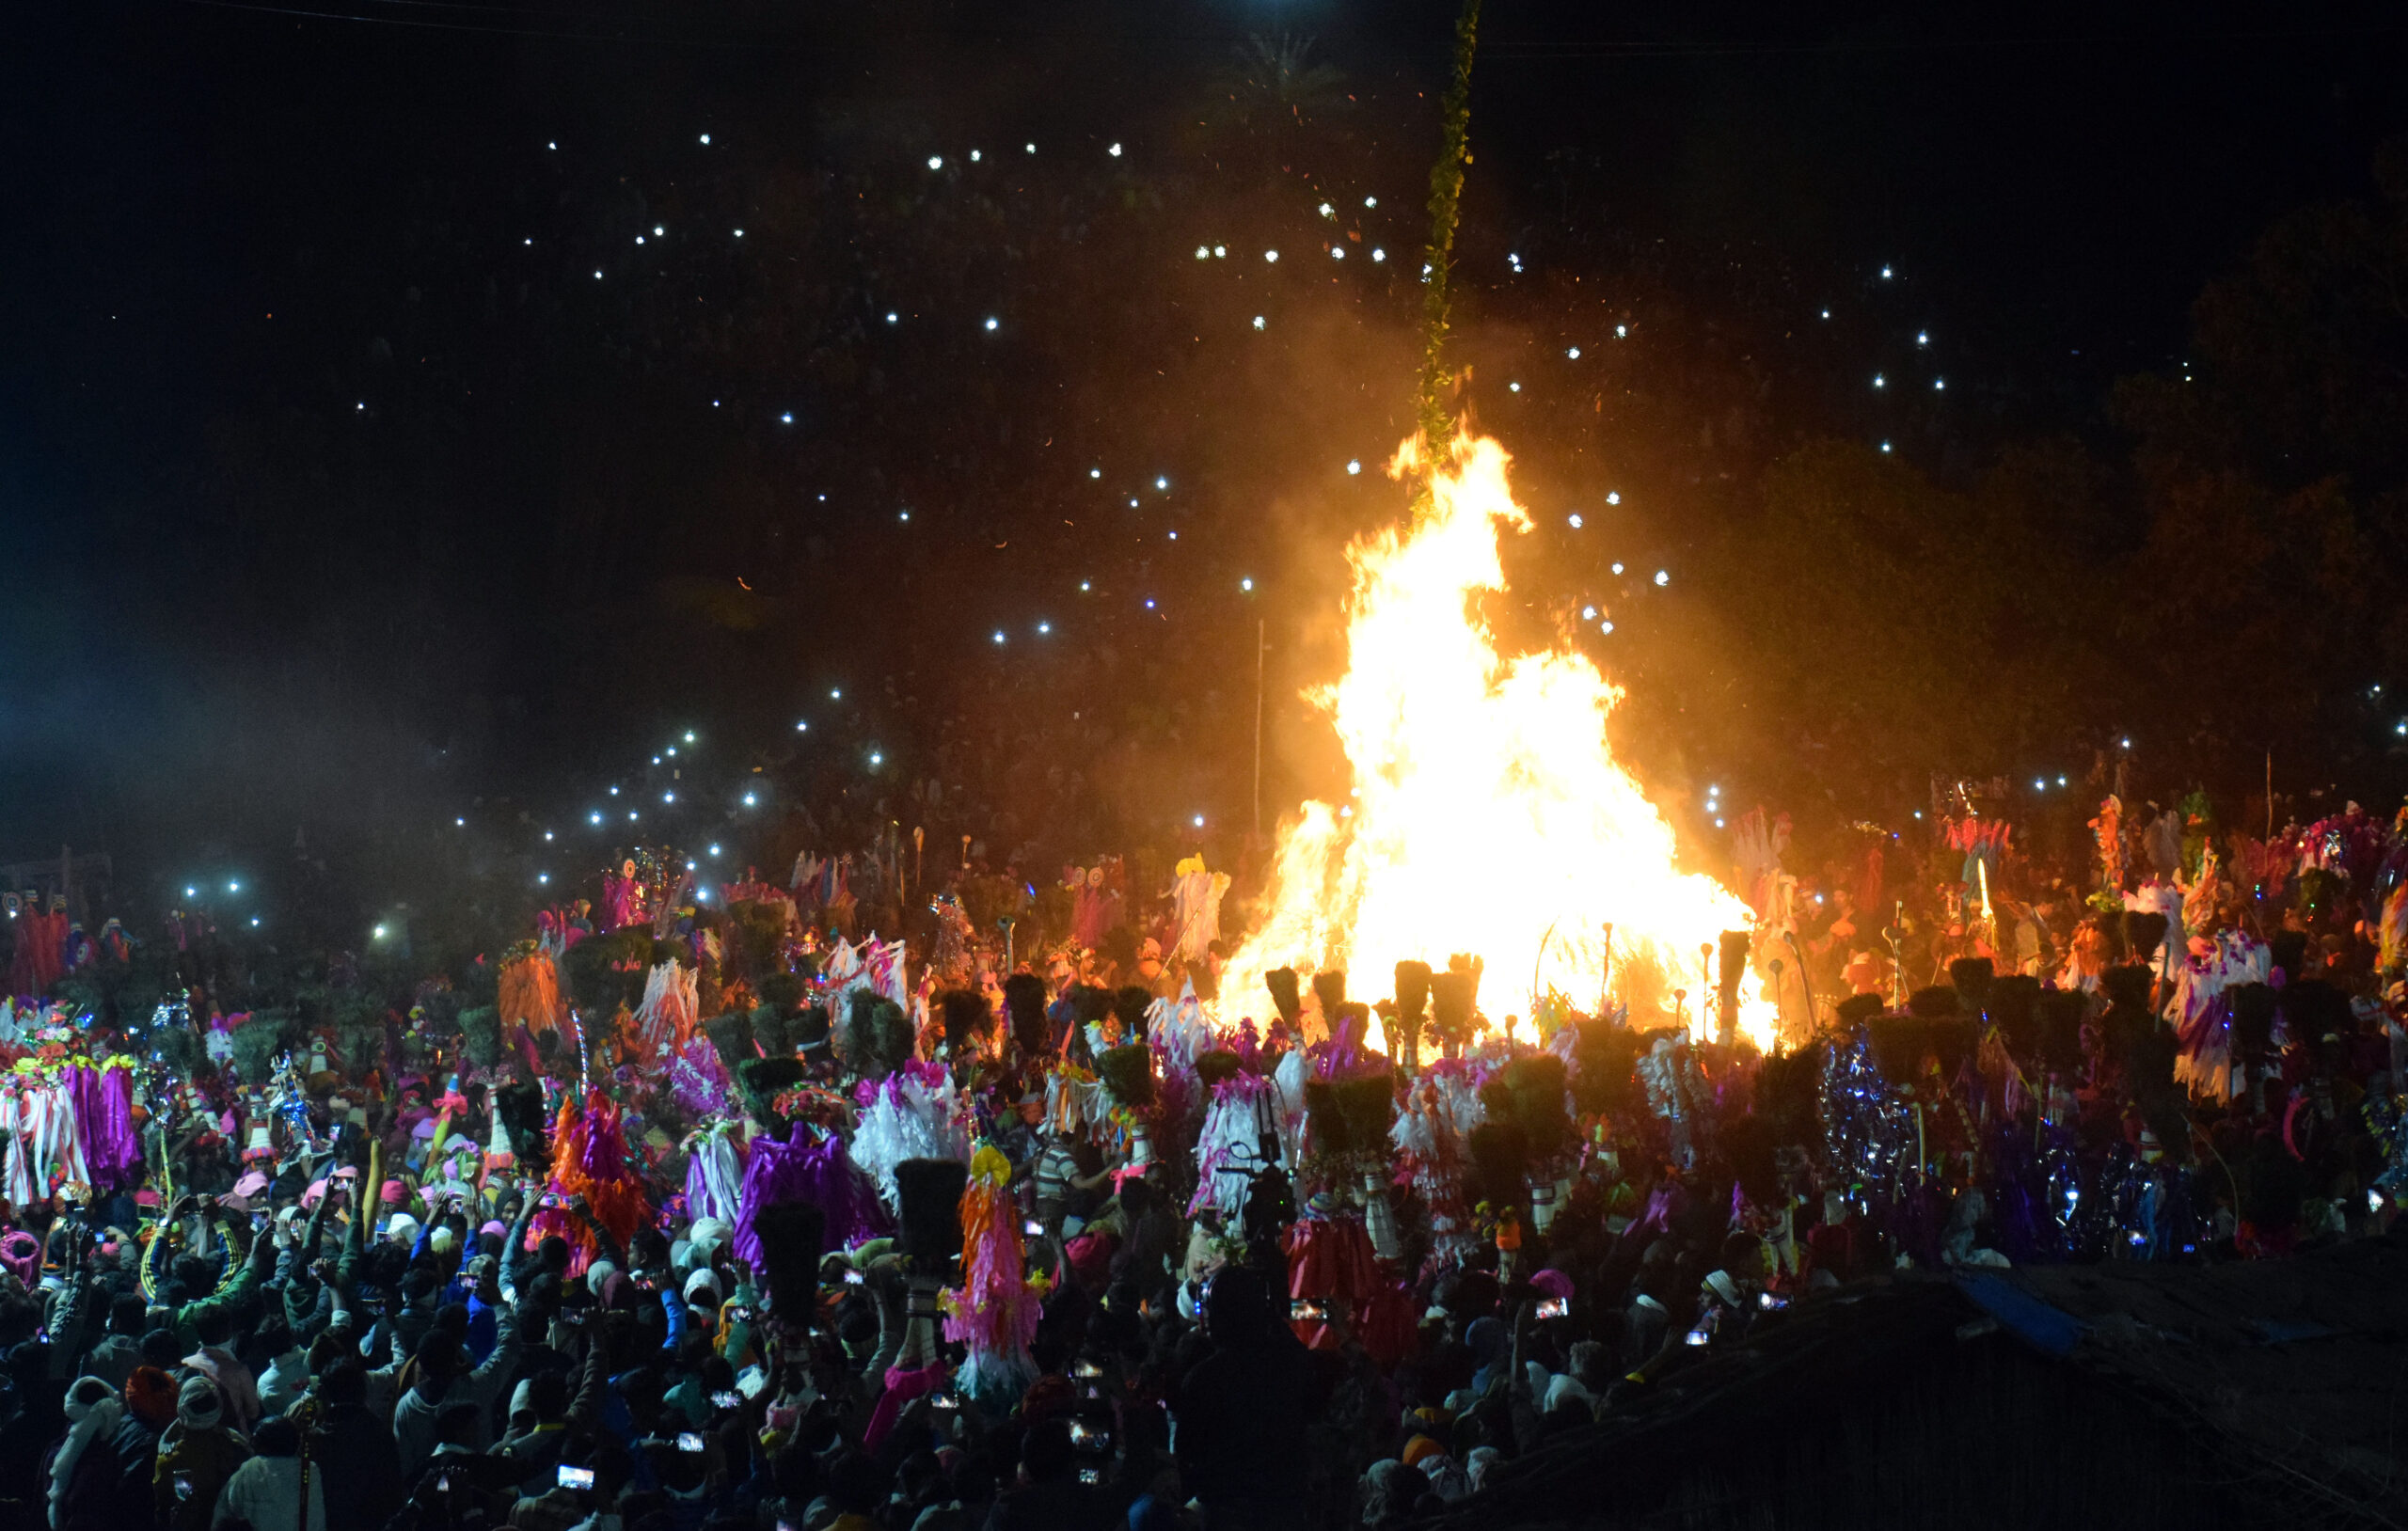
[1253,617,1265,838]
[1416,0,1484,460]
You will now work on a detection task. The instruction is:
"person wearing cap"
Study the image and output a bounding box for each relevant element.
[153,1374,253,1531]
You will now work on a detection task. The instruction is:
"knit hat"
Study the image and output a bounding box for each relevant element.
[177,1376,223,1429]
[430,1225,458,1256]
[385,1213,420,1246]
[684,1268,722,1305]
[381,1179,407,1205]
[585,1259,619,1296]
[125,1366,177,1428]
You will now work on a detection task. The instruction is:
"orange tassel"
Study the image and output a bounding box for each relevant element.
[499,948,564,1034]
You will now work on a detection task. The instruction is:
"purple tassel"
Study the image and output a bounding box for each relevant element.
[733,1129,888,1269]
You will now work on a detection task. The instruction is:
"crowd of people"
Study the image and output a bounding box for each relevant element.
[0,781,2404,1531]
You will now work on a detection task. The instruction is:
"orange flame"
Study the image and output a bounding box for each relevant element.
[1223,432,1776,1049]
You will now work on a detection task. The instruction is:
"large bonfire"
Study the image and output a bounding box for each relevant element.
[1221,430,1778,1050]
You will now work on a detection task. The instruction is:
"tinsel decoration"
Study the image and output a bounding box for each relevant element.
[942,1144,1044,1405]
[1190,1069,1276,1219]
[497,945,564,1035]
[1391,1063,1482,1266]
[635,959,700,1057]
[734,1127,886,1268]
[543,1092,651,1276]
[853,1066,974,1209]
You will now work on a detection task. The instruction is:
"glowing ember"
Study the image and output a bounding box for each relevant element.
[1223,431,1777,1049]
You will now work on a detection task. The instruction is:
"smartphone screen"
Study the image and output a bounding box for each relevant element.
[1289,1299,1323,1322]
[711,1391,740,1410]
[557,1466,595,1491]
[676,1432,705,1454]
[842,1269,863,1286]
[1079,1467,1100,1485]
[1022,1218,1044,1237]
[174,1476,195,1502]
[1534,1296,1568,1320]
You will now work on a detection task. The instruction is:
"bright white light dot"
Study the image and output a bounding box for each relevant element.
[927,155,943,169]
[1130,498,1140,508]
[1346,460,1361,475]
[1038,622,1051,635]
[1566,347,1580,359]
[2057,776,2067,787]
[1568,513,1583,529]
[590,813,602,824]
[887,312,898,323]
[970,150,981,162]
[1318,202,1334,217]
[627,812,637,821]
[869,752,883,766]
[1193,815,1206,828]
[1240,577,1254,592]
[899,511,911,522]
[543,831,553,842]
[684,730,694,743]
[1654,570,1670,587]
[1108,142,1124,156]
[663,792,675,803]
[1821,308,1830,320]
[1370,248,1385,262]
[984,317,998,330]
[1364,197,1377,208]
[1612,562,1624,575]
[1144,598,1156,609]
[1025,143,1036,153]
[1252,316,1265,330]
[538,874,550,885]
[1582,606,1597,620]
[1155,476,1168,490]
[456,817,466,827]
[610,785,619,795]
[832,687,843,698]
[1615,324,1627,338]
[743,793,756,806]
[373,924,388,939]
[1933,378,1945,390]
[653,226,664,236]
[709,844,721,856]
[594,270,603,279]
[1166,530,1177,540]
[228,880,240,892]
[250,917,260,927]
[1331,246,1344,260]
[2035,780,2047,791]
[992,631,1006,644]
[700,134,710,145]
[1263,249,1277,262]
[1917,331,1929,346]
[796,720,809,731]
[1213,245,1226,258]
[733,229,743,238]
[1879,441,1893,453]
[634,236,644,245]
[1873,373,1885,388]
[1196,246,1210,260]
[185,887,197,899]
[781,413,793,423]
[1715,818,1725,829]
[1080,581,1091,592]
[2121,737,2131,749]
[523,238,531,246]
[1509,382,1521,392]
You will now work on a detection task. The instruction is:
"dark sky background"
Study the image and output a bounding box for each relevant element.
[3,0,2403,935]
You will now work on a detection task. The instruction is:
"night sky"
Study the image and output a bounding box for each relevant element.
[5,0,2403,930]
